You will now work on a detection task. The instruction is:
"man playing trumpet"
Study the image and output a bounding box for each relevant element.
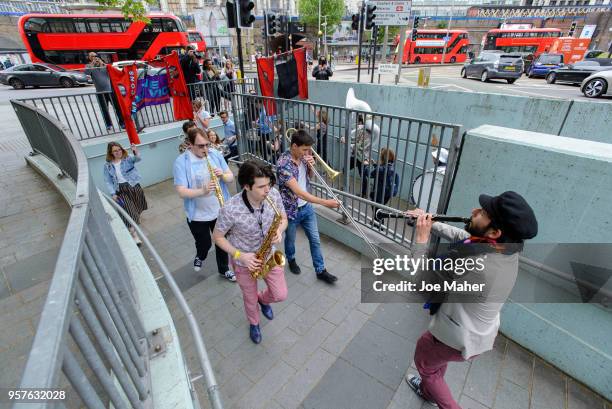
[277,129,341,284]
[213,161,288,344]
[173,127,236,281]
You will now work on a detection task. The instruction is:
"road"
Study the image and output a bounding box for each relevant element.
[1,64,611,105]
[331,64,612,102]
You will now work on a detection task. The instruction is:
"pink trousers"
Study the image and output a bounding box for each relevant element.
[232,262,287,325]
[414,331,466,409]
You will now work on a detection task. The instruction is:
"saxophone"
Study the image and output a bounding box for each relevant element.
[206,154,224,206]
[251,195,286,280]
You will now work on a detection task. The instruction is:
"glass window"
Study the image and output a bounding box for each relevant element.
[24,18,48,33]
[144,18,164,33]
[15,65,33,71]
[188,32,203,42]
[33,65,50,71]
[162,18,178,32]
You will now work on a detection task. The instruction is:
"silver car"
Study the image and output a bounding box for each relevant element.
[461,52,524,84]
[581,69,612,98]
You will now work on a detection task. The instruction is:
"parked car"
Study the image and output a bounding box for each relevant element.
[527,53,564,78]
[0,63,90,89]
[546,59,612,85]
[581,70,612,98]
[461,52,523,83]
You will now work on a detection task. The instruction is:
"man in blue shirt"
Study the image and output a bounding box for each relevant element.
[254,99,277,162]
[219,111,238,160]
[173,127,236,281]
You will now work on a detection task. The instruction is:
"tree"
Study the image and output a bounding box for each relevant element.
[95,0,156,22]
[376,26,400,43]
[436,21,448,29]
[297,0,344,29]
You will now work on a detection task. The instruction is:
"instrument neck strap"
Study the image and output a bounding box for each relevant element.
[242,189,265,214]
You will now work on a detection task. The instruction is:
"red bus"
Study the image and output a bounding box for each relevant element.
[18,13,189,70]
[482,28,562,56]
[187,30,207,54]
[395,30,469,64]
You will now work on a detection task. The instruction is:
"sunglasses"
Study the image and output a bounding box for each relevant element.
[195,143,210,149]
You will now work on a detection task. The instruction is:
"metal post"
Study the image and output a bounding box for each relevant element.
[263,13,270,56]
[357,1,365,82]
[441,0,454,64]
[395,25,407,84]
[378,25,388,84]
[370,25,378,83]
[236,26,245,82]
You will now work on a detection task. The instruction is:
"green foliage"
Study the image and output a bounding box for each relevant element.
[297,0,344,29]
[436,21,448,29]
[95,0,156,22]
[376,26,400,43]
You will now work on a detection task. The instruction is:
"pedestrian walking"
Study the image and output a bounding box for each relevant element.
[173,127,236,281]
[213,160,288,344]
[103,142,148,245]
[202,58,223,114]
[220,59,236,111]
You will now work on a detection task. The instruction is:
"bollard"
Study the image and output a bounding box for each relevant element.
[417,67,431,87]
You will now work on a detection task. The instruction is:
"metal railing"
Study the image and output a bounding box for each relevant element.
[18,78,258,141]
[11,100,223,409]
[231,93,463,247]
[0,0,67,14]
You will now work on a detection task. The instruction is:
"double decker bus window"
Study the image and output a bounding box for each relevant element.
[24,17,48,33]
[188,32,203,42]
[49,19,75,33]
[162,18,179,32]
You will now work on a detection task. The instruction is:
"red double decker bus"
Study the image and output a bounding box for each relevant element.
[482,28,562,56]
[187,30,207,54]
[395,30,469,64]
[19,13,189,70]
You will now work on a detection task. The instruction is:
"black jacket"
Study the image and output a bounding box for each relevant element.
[312,65,333,80]
[180,54,201,85]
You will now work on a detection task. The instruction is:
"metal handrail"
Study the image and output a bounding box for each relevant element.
[11,99,222,409]
[103,195,223,409]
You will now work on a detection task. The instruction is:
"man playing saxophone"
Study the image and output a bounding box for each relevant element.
[213,161,288,344]
[173,127,236,281]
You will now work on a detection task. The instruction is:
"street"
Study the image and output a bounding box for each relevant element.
[2,64,611,103]
[331,64,612,102]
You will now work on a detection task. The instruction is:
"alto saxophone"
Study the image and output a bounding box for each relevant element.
[206,154,224,206]
[251,195,286,280]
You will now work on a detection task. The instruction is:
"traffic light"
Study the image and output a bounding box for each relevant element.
[225,1,236,28]
[351,14,359,31]
[568,21,577,37]
[365,4,376,30]
[413,16,420,29]
[266,13,276,36]
[237,0,255,28]
[411,29,418,42]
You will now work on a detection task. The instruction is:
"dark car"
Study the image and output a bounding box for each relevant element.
[0,63,91,89]
[527,53,564,78]
[461,52,524,84]
[546,59,612,85]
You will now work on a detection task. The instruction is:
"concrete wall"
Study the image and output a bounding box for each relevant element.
[307,80,612,143]
[445,124,612,400]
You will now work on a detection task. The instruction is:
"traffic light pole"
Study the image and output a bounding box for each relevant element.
[394,25,407,85]
[236,26,245,81]
[370,25,378,83]
[263,13,270,56]
[357,2,365,82]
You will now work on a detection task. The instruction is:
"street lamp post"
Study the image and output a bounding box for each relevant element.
[321,15,328,61]
[441,0,454,64]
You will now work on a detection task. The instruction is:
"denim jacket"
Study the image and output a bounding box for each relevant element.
[103,155,142,195]
[173,149,230,222]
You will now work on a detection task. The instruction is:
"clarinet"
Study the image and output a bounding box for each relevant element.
[375,209,470,224]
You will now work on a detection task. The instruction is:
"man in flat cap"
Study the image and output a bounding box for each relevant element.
[403,191,538,409]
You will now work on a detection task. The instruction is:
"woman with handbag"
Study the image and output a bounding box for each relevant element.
[103,142,148,245]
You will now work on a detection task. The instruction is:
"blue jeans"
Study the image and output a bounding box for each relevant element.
[284,203,325,273]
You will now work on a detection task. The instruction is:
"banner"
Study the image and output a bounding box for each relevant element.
[164,51,193,121]
[135,72,170,111]
[107,64,140,144]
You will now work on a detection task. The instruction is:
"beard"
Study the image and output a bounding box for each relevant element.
[465,218,491,237]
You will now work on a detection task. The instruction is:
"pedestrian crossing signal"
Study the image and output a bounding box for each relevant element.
[351,14,359,31]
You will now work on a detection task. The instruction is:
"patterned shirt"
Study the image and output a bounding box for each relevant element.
[216,188,286,263]
[276,151,310,220]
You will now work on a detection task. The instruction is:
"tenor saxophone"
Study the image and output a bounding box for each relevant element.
[251,195,286,280]
[206,154,224,206]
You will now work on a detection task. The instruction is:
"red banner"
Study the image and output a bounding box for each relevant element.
[163,51,193,121]
[256,55,277,115]
[293,47,309,100]
[107,64,140,144]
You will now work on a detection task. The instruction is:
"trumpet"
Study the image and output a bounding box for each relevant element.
[285,128,340,180]
[284,128,380,259]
